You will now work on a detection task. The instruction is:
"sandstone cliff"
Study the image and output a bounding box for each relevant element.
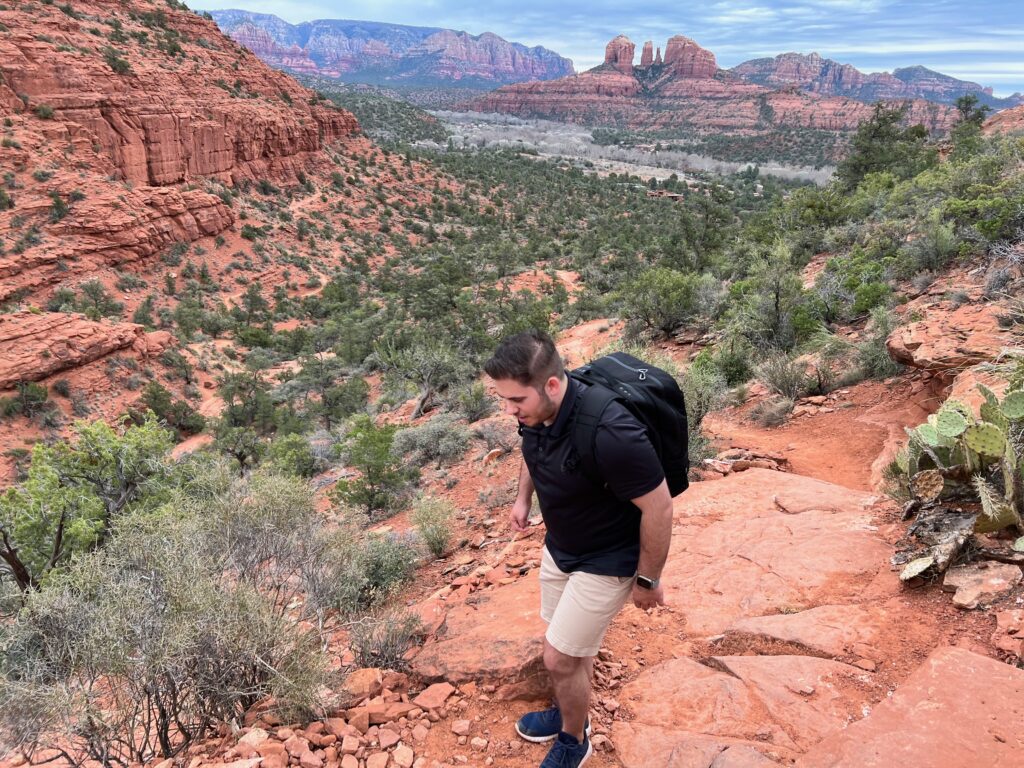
[731,54,1023,110]
[984,104,1024,134]
[469,35,958,136]
[0,0,364,303]
[209,10,574,86]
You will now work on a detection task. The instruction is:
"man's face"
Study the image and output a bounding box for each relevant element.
[492,377,557,428]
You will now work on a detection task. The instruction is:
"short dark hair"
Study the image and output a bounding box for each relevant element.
[484,330,564,389]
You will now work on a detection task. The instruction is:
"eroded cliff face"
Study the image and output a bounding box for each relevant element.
[0,0,367,305]
[469,35,959,136]
[0,0,359,187]
[209,11,575,85]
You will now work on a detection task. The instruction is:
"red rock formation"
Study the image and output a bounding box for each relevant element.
[655,47,663,66]
[0,0,360,187]
[985,104,1024,134]
[0,312,166,389]
[640,41,654,68]
[663,35,717,79]
[468,34,959,136]
[604,35,635,75]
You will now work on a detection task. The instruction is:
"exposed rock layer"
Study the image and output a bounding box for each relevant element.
[210,10,574,85]
[469,35,958,135]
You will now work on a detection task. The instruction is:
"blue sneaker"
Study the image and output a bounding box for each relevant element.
[515,707,591,743]
[540,731,592,768]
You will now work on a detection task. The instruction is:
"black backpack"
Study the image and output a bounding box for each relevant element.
[569,352,689,497]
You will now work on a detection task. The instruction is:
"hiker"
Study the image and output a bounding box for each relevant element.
[484,330,676,768]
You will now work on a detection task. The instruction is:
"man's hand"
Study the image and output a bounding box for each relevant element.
[632,581,666,611]
[509,497,530,532]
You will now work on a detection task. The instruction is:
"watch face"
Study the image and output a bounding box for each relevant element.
[636,575,655,589]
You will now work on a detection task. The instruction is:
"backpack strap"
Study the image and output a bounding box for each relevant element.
[569,378,619,488]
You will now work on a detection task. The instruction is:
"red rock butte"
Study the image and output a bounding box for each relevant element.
[469,33,959,135]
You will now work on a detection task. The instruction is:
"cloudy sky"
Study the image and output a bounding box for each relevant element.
[196,1,1024,95]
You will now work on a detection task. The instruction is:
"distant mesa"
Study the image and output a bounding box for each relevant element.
[730,52,1023,110]
[208,10,575,87]
[603,34,717,79]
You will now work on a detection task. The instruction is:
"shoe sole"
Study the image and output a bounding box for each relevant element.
[579,739,594,766]
[514,721,592,744]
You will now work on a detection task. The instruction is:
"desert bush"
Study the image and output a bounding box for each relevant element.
[683,355,728,464]
[359,532,419,606]
[347,611,422,670]
[471,420,519,454]
[411,495,455,558]
[756,353,811,400]
[0,505,326,766]
[392,414,470,468]
[331,417,418,520]
[750,397,795,427]
[447,381,495,422]
[267,433,320,478]
[857,306,903,379]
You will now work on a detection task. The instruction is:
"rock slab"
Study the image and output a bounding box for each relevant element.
[797,646,1024,767]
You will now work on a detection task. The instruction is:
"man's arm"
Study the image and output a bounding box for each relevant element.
[630,478,673,609]
[509,458,534,532]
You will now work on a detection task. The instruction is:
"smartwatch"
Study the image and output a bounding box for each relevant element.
[636,574,660,590]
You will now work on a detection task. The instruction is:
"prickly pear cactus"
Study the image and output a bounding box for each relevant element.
[915,423,943,448]
[981,401,1009,432]
[1002,390,1024,420]
[910,469,945,502]
[900,556,935,582]
[973,475,1021,533]
[935,408,968,438]
[977,383,1000,408]
[964,423,1006,458]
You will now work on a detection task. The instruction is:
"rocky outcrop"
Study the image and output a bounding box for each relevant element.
[663,35,717,78]
[985,103,1024,134]
[0,312,168,389]
[0,0,360,187]
[640,41,654,68]
[797,647,1024,766]
[731,54,1022,110]
[468,34,959,135]
[209,10,574,86]
[603,35,635,75]
[886,304,1017,374]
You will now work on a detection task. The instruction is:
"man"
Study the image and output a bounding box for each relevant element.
[484,330,674,768]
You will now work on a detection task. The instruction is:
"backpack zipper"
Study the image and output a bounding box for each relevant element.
[607,355,648,381]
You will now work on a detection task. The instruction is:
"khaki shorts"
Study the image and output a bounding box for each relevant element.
[539,546,635,658]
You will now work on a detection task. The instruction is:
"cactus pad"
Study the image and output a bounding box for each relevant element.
[935,409,968,438]
[981,402,1009,431]
[911,469,945,502]
[915,423,942,447]
[977,383,1000,407]
[1001,390,1024,420]
[964,423,1006,458]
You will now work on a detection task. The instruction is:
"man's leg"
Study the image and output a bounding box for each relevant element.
[543,638,590,741]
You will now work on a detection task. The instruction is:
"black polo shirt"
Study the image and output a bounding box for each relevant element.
[520,375,664,576]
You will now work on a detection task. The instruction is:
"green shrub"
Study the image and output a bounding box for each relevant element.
[756,354,811,400]
[391,414,469,468]
[360,532,419,605]
[448,381,495,422]
[33,104,54,119]
[267,433,320,478]
[750,397,794,427]
[411,495,455,558]
[331,417,418,520]
[102,46,131,74]
[857,306,903,379]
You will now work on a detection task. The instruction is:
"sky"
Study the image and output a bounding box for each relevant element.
[195,1,1024,96]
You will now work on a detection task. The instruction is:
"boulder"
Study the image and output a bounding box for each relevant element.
[942,562,1022,609]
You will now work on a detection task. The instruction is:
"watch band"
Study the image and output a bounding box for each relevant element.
[636,574,660,590]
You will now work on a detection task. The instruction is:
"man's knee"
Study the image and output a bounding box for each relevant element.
[543,640,587,677]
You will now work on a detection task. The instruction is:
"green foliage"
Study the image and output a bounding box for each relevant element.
[0,416,172,592]
[0,480,327,764]
[102,46,131,74]
[835,103,936,190]
[359,532,420,604]
[1,381,49,419]
[756,353,811,400]
[447,381,495,422]
[391,414,470,468]
[267,433,320,478]
[411,496,454,558]
[33,104,53,119]
[331,417,419,519]
[857,307,903,379]
[620,268,710,337]
[139,381,205,435]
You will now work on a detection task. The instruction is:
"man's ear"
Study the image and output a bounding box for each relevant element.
[544,375,561,398]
